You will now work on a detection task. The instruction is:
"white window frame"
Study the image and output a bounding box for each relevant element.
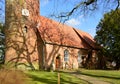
[64,49,69,62]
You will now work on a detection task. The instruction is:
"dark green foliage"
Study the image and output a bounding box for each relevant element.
[95,9,120,69]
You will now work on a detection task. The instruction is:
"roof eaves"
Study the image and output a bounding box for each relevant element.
[44,41,89,50]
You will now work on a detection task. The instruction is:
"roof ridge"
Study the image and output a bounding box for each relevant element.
[73,28,94,49]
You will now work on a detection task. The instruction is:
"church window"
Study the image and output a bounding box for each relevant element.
[78,51,82,63]
[23,25,27,33]
[64,49,69,62]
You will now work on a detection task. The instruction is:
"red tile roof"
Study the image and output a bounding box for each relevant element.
[37,16,98,49]
[73,28,99,49]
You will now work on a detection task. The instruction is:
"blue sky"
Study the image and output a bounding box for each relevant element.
[1,0,111,37]
[40,0,104,37]
[0,0,5,23]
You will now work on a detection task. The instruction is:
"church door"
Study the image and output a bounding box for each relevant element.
[56,56,60,69]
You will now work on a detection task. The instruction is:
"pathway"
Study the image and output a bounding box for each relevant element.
[63,71,111,84]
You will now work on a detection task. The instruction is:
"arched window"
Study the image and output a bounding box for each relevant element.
[23,25,27,33]
[64,49,69,62]
[78,51,82,63]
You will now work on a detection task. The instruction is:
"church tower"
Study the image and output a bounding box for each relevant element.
[5,0,40,69]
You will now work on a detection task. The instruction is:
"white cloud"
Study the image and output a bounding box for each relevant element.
[41,0,49,6]
[65,15,85,27]
[44,0,49,5]
[66,18,81,27]
[78,15,85,22]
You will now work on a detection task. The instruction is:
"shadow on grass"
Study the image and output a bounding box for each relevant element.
[59,70,120,83]
[62,71,120,80]
[27,71,90,84]
[27,74,56,84]
[65,70,120,80]
[79,72,120,80]
[57,71,92,84]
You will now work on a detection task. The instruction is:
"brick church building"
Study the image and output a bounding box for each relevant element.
[5,0,100,70]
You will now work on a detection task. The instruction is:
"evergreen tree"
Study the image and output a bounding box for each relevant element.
[95,9,120,69]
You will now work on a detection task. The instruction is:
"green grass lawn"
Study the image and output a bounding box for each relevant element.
[26,71,88,84]
[25,69,120,84]
[79,68,120,84]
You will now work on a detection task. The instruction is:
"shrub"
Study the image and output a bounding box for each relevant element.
[0,69,27,84]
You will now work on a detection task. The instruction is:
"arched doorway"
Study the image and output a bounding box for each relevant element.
[56,56,60,69]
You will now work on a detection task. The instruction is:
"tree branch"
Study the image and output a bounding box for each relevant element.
[115,0,120,10]
[84,0,96,5]
[51,0,97,22]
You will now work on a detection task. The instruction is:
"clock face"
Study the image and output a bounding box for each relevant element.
[22,9,29,16]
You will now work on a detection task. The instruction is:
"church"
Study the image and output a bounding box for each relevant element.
[5,0,100,70]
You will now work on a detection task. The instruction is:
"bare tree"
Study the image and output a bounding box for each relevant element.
[50,0,120,21]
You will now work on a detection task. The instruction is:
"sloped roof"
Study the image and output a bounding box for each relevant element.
[73,28,99,49]
[37,16,98,49]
